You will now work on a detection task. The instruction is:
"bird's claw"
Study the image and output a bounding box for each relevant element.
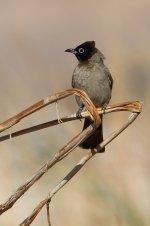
[76,107,83,120]
[102,103,108,114]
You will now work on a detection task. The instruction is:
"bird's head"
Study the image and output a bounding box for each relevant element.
[65,41,96,62]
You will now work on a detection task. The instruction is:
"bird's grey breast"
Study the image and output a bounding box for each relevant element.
[72,62,112,107]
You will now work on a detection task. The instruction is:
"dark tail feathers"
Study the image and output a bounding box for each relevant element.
[79,116,105,152]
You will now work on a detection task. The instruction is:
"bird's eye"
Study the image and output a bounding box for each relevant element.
[78,48,85,53]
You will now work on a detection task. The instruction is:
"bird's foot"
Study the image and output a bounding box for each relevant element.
[76,107,83,120]
[101,103,108,115]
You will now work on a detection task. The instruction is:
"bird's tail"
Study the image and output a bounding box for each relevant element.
[79,116,105,152]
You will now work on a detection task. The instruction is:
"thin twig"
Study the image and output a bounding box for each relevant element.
[0,88,100,133]
[0,101,141,143]
[0,123,97,215]
[19,112,139,226]
[19,199,47,226]
[0,101,142,216]
[0,89,102,215]
[46,200,51,226]
[0,84,142,226]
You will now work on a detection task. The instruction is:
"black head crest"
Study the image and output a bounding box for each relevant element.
[65,41,96,62]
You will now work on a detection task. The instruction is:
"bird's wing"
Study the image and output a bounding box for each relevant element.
[103,66,113,90]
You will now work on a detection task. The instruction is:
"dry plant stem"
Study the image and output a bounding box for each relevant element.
[0,101,141,143]
[0,123,96,215]
[46,200,51,226]
[19,112,139,226]
[0,102,142,215]
[0,88,100,133]
[0,89,100,215]
[19,199,47,226]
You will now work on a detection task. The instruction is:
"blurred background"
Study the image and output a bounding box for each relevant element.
[0,1,149,225]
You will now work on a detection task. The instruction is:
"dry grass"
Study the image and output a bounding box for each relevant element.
[0,88,142,225]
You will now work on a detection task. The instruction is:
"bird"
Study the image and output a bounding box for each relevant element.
[65,41,113,152]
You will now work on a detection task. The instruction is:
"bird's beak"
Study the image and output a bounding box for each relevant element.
[65,48,77,54]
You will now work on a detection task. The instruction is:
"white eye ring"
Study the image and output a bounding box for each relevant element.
[78,48,85,53]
